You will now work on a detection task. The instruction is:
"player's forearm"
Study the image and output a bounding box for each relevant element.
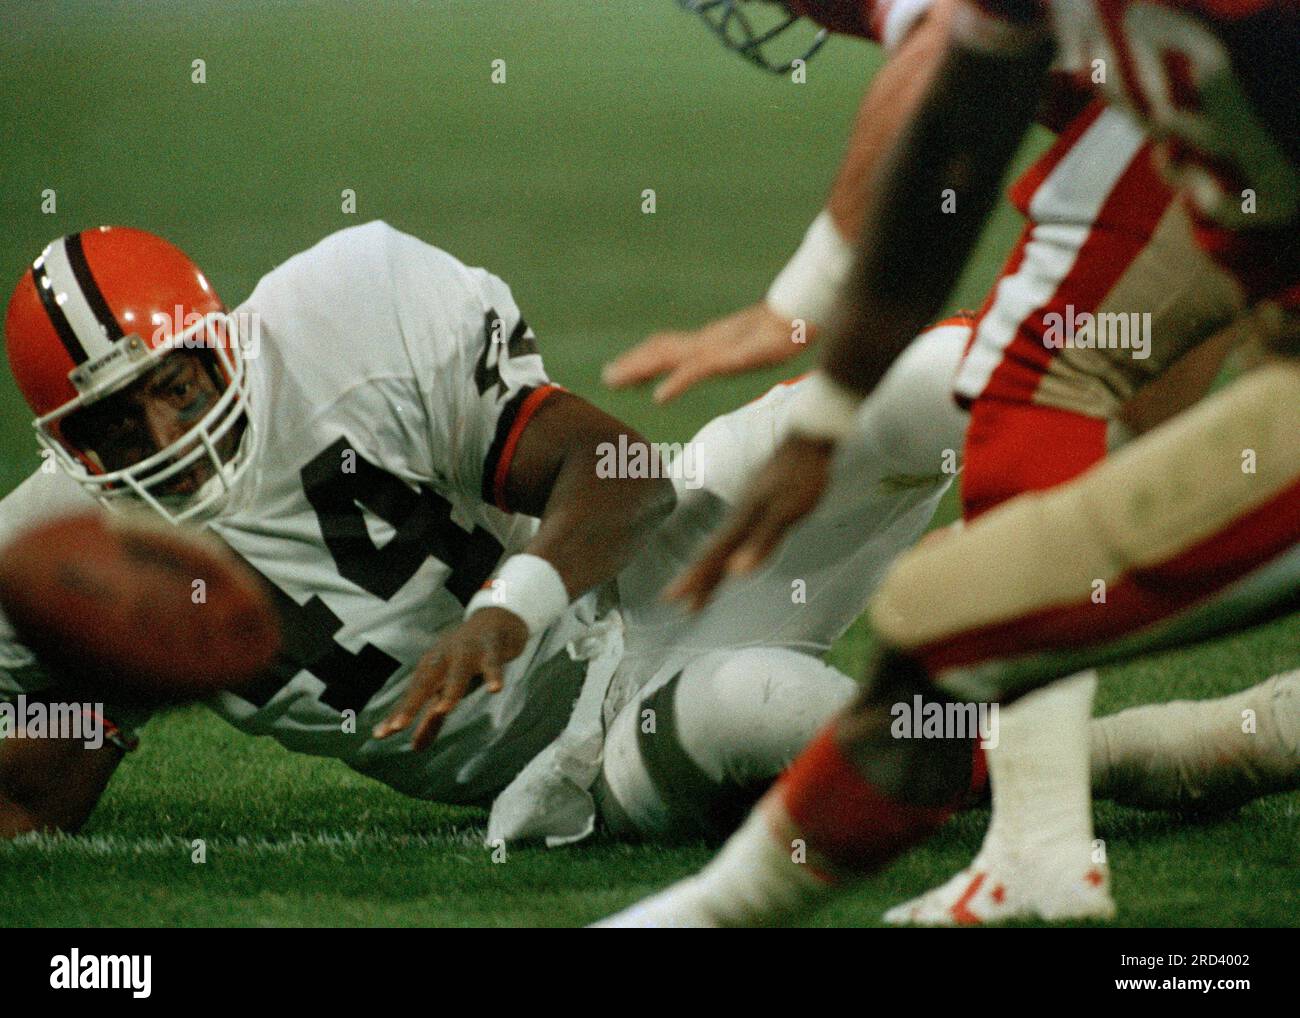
[523,443,676,600]
[490,392,676,626]
[771,8,953,328]
[769,8,953,328]
[821,37,1051,398]
[825,2,954,238]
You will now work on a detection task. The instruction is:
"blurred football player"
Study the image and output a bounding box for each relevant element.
[604,0,1291,923]
[599,0,1299,924]
[1,223,1291,852]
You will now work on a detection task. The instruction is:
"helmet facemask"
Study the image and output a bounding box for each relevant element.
[678,0,829,74]
[35,312,258,525]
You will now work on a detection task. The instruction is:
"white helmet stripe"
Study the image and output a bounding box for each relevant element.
[37,235,121,361]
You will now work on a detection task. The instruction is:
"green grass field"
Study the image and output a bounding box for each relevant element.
[0,2,1295,927]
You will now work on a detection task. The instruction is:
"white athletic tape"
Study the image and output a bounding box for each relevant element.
[464,553,569,636]
[787,370,865,442]
[765,209,856,326]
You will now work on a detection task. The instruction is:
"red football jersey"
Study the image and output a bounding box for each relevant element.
[958,0,1300,304]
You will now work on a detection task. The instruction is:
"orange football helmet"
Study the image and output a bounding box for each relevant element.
[4,226,257,522]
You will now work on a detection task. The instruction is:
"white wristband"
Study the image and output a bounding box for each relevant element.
[464,553,570,637]
[765,209,856,326]
[787,370,864,442]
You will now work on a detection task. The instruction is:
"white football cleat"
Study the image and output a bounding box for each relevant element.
[592,878,722,928]
[883,852,1115,926]
[594,807,833,927]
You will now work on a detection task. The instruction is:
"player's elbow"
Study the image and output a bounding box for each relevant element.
[613,468,676,539]
[587,426,679,532]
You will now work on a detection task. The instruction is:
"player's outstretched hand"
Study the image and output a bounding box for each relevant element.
[664,434,835,611]
[373,607,529,751]
[602,302,814,403]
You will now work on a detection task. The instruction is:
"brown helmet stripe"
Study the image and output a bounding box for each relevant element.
[65,232,125,344]
[30,262,89,366]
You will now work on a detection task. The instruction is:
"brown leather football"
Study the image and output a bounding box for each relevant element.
[0,511,279,704]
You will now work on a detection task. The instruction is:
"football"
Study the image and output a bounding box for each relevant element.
[0,510,279,704]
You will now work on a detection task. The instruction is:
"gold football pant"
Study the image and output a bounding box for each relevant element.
[869,359,1300,703]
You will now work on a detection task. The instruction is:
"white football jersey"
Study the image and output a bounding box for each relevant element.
[0,222,598,805]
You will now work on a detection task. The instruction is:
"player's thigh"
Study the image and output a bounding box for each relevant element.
[872,360,1300,702]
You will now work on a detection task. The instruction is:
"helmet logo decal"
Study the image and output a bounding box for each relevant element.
[67,334,150,396]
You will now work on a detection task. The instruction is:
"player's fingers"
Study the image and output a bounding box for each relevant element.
[410,701,450,753]
[433,652,480,716]
[602,334,687,388]
[725,500,803,577]
[653,316,810,402]
[725,447,831,575]
[481,657,506,695]
[662,532,731,604]
[409,654,476,750]
[374,649,449,738]
[410,671,475,750]
[653,357,723,403]
[663,501,765,610]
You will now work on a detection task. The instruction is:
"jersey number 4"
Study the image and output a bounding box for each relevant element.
[233,438,503,713]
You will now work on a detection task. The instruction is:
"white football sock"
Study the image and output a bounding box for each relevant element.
[1090,669,1300,812]
[981,670,1098,865]
[687,798,834,927]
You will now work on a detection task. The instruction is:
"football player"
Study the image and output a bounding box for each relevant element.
[599,0,1298,924]
[0,221,956,845]
[606,0,1290,922]
[1,223,1291,853]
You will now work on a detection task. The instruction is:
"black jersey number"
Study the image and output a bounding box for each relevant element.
[301,437,503,602]
[229,438,504,712]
